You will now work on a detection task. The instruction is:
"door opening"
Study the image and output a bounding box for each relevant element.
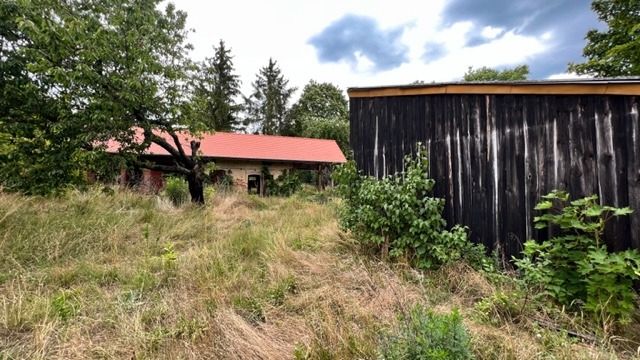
[247,174,261,195]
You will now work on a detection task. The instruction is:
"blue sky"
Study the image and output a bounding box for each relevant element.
[174,0,600,96]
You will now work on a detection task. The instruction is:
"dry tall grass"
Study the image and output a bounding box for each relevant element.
[0,188,636,359]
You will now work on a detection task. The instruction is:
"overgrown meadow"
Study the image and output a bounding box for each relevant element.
[1,184,639,359]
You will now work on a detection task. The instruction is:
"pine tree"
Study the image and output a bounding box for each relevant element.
[245,58,296,135]
[193,40,242,131]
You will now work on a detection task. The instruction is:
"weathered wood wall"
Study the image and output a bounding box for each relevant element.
[350,94,640,258]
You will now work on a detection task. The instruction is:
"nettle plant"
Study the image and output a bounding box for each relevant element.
[515,190,640,326]
[333,145,482,269]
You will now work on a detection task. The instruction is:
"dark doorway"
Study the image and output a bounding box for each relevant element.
[124,167,143,187]
[210,169,227,184]
[247,174,261,195]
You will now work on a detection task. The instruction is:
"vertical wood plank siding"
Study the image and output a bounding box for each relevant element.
[350,94,640,258]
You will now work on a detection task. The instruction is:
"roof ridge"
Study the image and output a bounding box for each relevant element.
[192,131,340,143]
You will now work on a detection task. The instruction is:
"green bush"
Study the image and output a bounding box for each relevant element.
[263,168,302,197]
[379,306,473,360]
[204,186,216,203]
[332,145,484,269]
[164,176,189,206]
[514,190,640,326]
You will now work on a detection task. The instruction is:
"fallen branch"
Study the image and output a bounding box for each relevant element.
[533,317,599,343]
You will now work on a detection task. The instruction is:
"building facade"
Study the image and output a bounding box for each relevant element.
[109,131,346,194]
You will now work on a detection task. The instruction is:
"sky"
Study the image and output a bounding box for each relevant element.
[172,0,601,97]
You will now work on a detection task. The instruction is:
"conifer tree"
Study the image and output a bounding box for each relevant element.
[245,58,296,135]
[193,40,243,131]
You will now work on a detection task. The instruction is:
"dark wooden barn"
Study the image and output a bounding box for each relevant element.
[348,79,640,259]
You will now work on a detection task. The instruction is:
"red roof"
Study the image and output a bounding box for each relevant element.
[106,129,347,164]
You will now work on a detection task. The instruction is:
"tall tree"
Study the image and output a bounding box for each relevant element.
[302,116,350,155]
[192,40,243,131]
[568,0,640,76]
[463,65,529,81]
[1,0,209,203]
[244,58,296,135]
[288,81,350,153]
[0,1,97,194]
[289,80,348,121]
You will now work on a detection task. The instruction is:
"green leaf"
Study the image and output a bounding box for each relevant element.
[613,207,633,216]
[534,201,553,210]
[583,206,604,217]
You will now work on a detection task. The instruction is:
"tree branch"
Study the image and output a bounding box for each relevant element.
[168,128,193,167]
[135,159,191,175]
[141,127,188,167]
[190,139,201,159]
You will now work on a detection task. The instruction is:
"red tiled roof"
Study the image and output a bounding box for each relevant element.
[105,129,347,164]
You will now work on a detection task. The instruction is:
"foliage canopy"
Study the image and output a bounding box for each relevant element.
[569,0,640,76]
[0,0,209,202]
[463,65,529,81]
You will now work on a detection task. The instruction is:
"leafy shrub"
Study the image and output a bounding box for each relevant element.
[263,167,302,197]
[164,176,189,206]
[514,190,640,326]
[204,186,216,203]
[333,145,484,269]
[379,306,473,360]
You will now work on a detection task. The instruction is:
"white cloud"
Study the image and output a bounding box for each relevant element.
[481,25,503,39]
[541,31,553,41]
[170,0,558,98]
[353,52,376,73]
[547,72,592,80]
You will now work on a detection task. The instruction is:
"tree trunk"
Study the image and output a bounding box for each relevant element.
[187,173,204,204]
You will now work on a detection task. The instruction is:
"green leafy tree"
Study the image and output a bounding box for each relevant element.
[288,81,350,153]
[244,58,296,135]
[301,116,350,155]
[0,1,101,194]
[192,39,243,132]
[463,65,529,81]
[569,0,640,76]
[289,80,348,124]
[1,0,209,203]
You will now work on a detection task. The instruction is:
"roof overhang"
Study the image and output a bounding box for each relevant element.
[138,153,343,165]
[348,78,640,98]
